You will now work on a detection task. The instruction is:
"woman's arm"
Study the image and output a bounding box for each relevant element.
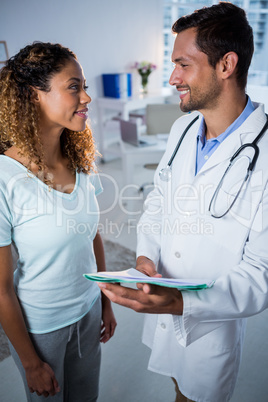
[0,245,60,397]
[93,231,117,343]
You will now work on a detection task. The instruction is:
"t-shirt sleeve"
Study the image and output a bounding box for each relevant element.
[91,170,103,196]
[0,186,12,247]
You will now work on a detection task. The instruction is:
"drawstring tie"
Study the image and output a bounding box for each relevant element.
[77,320,82,358]
[68,321,82,358]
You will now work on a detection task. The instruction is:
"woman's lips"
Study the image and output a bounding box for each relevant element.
[75,108,88,119]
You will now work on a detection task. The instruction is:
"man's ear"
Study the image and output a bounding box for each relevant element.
[218,52,239,80]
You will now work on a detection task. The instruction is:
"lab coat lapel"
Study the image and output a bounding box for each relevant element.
[169,112,201,186]
[196,130,243,175]
[196,104,267,176]
[179,132,197,184]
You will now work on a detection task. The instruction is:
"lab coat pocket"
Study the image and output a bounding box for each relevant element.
[202,318,246,352]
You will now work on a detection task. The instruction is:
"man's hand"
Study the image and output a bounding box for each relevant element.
[98,256,183,315]
[98,282,183,315]
[135,255,161,277]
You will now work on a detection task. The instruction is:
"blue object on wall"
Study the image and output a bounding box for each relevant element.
[102,73,132,98]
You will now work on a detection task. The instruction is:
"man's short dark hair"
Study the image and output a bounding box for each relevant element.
[172,2,254,90]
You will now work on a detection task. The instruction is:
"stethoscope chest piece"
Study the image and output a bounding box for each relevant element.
[159,166,172,182]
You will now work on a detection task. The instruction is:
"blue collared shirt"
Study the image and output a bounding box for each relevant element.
[195,97,255,174]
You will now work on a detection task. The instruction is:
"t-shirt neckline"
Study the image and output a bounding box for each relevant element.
[0,155,79,198]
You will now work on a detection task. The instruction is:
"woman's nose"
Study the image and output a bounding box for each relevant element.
[82,91,91,105]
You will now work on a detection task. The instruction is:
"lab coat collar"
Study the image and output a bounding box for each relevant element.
[174,112,201,184]
[196,103,267,175]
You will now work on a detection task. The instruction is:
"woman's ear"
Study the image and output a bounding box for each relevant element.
[218,52,239,80]
[30,87,40,104]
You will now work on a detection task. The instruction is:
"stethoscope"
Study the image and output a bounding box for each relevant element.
[159,113,268,218]
[159,115,200,182]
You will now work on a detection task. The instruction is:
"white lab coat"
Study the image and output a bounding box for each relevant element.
[137,103,268,402]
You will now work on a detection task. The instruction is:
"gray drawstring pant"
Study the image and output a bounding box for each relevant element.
[9,296,101,402]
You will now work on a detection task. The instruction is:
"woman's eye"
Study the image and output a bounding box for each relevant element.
[69,84,79,90]
[69,84,88,91]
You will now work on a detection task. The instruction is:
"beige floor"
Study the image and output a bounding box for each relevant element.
[1,158,268,402]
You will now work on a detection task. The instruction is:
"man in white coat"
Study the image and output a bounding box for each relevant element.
[99,3,268,401]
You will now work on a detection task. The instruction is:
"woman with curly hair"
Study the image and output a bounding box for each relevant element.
[0,41,116,401]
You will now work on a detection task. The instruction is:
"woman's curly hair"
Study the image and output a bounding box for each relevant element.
[0,41,97,180]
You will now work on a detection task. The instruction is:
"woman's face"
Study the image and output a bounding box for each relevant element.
[35,58,91,134]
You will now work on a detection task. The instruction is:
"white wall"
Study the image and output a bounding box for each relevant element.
[247,85,268,112]
[0,0,164,138]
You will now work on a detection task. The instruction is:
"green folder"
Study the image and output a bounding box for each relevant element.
[84,268,215,290]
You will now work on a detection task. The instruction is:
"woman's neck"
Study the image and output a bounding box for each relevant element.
[4,132,65,172]
[37,126,65,168]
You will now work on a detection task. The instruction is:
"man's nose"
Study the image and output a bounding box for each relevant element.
[169,67,182,86]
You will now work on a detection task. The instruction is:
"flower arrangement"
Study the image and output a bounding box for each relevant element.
[133,61,157,94]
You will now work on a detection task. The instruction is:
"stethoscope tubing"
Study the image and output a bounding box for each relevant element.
[159,112,268,218]
[164,113,268,172]
[166,115,200,167]
[208,162,251,218]
[209,113,268,218]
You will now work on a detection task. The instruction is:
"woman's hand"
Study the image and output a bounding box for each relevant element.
[93,231,117,343]
[0,245,59,397]
[100,295,117,343]
[25,359,60,397]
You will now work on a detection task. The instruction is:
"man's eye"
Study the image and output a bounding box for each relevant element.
[84,85,89,91]
[69,84,79,90]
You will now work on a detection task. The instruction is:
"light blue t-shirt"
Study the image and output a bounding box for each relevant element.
[0,156,102,334]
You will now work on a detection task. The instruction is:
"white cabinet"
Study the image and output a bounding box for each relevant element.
[96,92,170,161]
